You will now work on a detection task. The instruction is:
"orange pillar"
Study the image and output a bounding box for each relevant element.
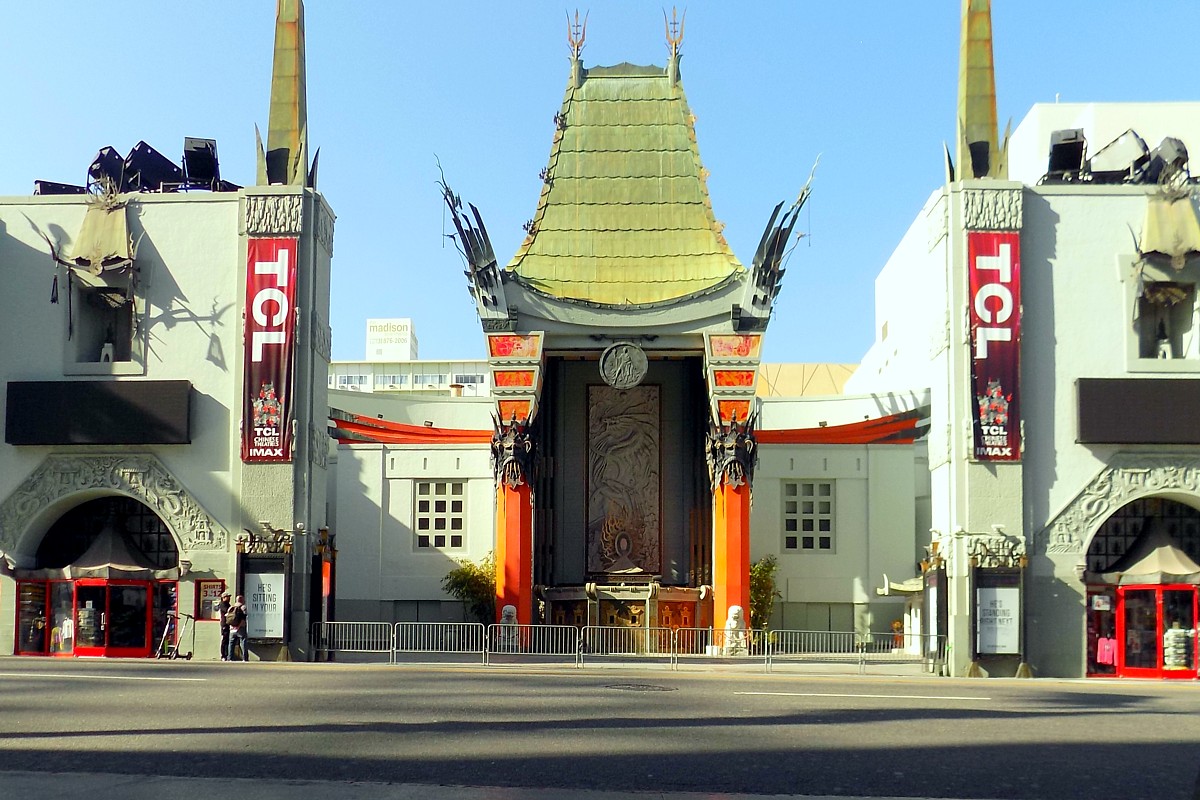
[494,481,533,624]
[713,480,751,626]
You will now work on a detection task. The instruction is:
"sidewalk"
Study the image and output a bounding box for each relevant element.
[0,771,983,800]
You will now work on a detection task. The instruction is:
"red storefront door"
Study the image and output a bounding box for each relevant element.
[73,581,153,658]
[1116,585,1198,679]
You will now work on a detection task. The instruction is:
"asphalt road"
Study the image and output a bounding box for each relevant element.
[0,658,1197,800]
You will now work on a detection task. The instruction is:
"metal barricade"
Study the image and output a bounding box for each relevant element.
[765,629,945,674]
[485,623,580,667]
[311,621,395,663]
[393,622,486,665]
[765,629,859,672]
[581,626,675,668]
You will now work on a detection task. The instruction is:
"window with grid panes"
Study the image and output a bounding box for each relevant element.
[414,481,465,550]
[782,481,834,552]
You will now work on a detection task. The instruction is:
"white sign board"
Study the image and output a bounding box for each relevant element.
[245,572,285,639]
[976,586,1020,655]
[366,318,418,361]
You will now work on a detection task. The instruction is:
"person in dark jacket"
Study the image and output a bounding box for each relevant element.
[226,595,248,662]
[218,592,231,661]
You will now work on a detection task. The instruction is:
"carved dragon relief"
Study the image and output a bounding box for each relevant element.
[0,454,228,555]
[491,416,536,490]
[706,412,758,489]
[1038,454,1200,555]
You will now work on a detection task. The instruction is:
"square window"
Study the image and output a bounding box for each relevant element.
[782,480,835,554]
[415,480,466,551]
[417,535,430,548]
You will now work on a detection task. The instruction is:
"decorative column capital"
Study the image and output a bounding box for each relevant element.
[706,413,758,489]
[491,416,536,490]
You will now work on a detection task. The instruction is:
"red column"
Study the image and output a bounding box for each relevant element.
[713,480,751,626]
[494,481,533,624]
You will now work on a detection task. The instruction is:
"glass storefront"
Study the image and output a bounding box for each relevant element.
[16,579,177,658]
[1088,584,1199,679]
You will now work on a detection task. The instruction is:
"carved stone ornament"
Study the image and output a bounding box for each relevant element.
[962,188,1023,231]
[599,342,649,390]
[246,194,303,236]
[0,454,228,555]
[237,526,293,555]
[967,530,1028,569]
[314,206,335,255]
[1038,454,1200,555]
[705,413,758,489]
[491,416,536,490]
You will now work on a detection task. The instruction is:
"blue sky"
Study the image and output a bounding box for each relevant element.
[4,2,1198,364]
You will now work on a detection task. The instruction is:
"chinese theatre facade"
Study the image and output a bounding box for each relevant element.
[439,16,812,630]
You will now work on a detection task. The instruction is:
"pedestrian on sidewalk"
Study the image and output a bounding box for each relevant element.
[226,594,249,662]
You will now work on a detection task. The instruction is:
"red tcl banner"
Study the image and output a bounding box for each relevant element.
[242,238,298,462]
[968,231,1021,461]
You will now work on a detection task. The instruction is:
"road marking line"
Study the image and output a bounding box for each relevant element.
[735,691,988,701]
[0,672,205,683]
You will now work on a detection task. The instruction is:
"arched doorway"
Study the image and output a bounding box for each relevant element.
[1084,497,1200,679]
[15,496,181,658]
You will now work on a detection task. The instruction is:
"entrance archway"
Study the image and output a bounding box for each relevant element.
[1084,497,1200,678]
[15,496,181,658]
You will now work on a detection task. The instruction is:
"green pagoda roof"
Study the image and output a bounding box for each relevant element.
[506,61,745,306]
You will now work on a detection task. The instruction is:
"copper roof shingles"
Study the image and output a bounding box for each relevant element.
[507,66,742,306]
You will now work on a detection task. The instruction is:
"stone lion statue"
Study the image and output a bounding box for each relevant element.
[723,604,748,656]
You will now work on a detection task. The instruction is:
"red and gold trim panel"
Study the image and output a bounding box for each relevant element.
[487,333,543,360]
[707,334,762,360]
[493,369,537,388]
[717,400,752,424]
[712,369,756,388]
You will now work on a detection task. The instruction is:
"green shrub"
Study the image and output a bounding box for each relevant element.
[749,554,782,631]
[441,552,496,624]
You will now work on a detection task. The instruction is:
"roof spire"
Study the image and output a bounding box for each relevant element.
[956,0,1007,179]
[567,10,587,89]
[258,0,310,186]
[664,7,685,87]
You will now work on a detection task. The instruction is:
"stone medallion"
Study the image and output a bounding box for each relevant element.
[599,342,648,389]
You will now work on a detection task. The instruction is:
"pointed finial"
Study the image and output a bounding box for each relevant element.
[567,10,587,59]
[262,0,310,186]
[956,0,1006,179]
[664,7,685,86]
[664,6,685,58]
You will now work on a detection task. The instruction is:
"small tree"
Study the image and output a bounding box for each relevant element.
[749,554,782,631]
[441,552,496,624]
